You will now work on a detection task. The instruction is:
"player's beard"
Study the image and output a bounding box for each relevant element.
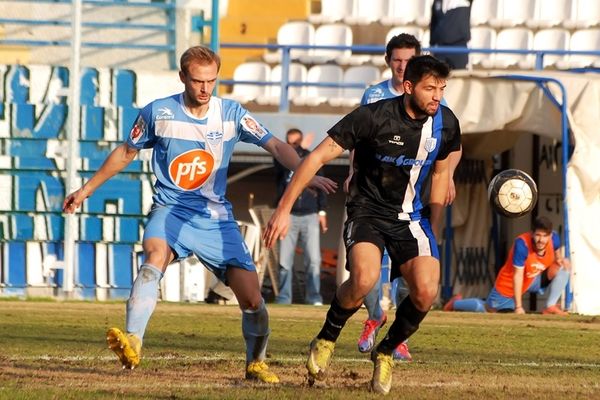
[185,90,211,108]
[408,94,438,118]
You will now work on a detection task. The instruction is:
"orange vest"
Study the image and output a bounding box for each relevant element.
[494,232,556,298]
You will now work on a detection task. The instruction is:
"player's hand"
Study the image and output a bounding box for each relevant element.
[62,188,88,214]
[308,176,337,194]
[262,209,291,249]
[319,214,328,234]
[445,178,456,206]
[514,306,526,314]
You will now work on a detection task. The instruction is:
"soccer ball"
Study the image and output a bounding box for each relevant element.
[488,169,538,218]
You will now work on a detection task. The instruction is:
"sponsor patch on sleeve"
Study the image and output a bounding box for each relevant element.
[130,116,146,144]
[240,114,268,140]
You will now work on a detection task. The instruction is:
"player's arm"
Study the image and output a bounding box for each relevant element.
[263,136,337,194]
[430,157,450,239]
[63,143,139,213]
[513,266,525,314]
[263,136,344,248]
[445,146,462,205]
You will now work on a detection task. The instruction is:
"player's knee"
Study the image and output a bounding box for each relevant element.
[411,285,438,311]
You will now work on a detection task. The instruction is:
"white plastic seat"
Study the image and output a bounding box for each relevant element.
[309,0,355,24]
[256,63,308,106]
[490,0,536,28]
[468,27,496,68]
[557,29,600,69]
[263,21,315,64]
[490,28,534,69]
[565,0,600,29]
[299,23,353,65]
[329,65,381,107]
[381,0,432,27]
[470,0,500,26]
[295,64,344,107]
[371,26,424,66]
[526,0,574,30]
[532,29,570,69]
[344,0,388,25]
[225,62,270,103]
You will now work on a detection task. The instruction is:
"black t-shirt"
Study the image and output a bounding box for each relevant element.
[328,95,461,221]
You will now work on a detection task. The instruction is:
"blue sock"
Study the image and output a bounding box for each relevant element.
[126,264,163,342]
[546,268,569,308]
[453,298,487,313]
[365,281,384,321]
[242,299,269,364]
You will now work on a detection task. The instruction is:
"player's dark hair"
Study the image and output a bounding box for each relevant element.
[403,55,450,85]
[180,46,221,75]
[532,216,553,233]
[385,33,422,60]
[286,128,303,137]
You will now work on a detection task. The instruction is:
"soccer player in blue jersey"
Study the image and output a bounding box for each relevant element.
[350,34,462,362]
[264,55,462,394]
[63,46,336,383]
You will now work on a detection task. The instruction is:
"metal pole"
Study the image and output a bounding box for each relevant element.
[63,0,82,295]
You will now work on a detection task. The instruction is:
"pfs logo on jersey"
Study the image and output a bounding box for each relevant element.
[169,149,215,191]
[130,116,146,144]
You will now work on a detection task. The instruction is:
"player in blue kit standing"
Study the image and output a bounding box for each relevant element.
[62,46,336,383]
[263,55,461,394]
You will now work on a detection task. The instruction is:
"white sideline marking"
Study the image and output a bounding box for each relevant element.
[5,355,600,369]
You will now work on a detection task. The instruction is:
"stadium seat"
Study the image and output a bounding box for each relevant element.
[490,28,534,69]
[564,0,600,29]
[263,21,315,64]
[344,0,388,26]
[532,29,570,69]
[468,27,496,69]
[371,26,425,66]
[526,0,574,30]
[299,23,353,65]
[557,29,600,69]
[295,64,343,107]
[308,0,355,24]
[381,0,432,27]
[470,0,500,26]
[256,63,308,106]
[490,0,536,28]
[329,65,381,107]
[225,62,270,103]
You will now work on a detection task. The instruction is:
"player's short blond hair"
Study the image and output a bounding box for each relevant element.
[180,46,221,75]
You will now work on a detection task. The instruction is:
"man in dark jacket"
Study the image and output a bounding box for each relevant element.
[430,0,472,69]
[274,128,327,305]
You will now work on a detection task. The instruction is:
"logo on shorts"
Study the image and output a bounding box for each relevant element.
[129,116,146,144]
[169,149,215,191]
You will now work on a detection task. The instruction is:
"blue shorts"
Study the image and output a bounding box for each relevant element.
[486,274,545,311]
[144,205,255,282]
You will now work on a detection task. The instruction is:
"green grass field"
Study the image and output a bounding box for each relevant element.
[1,299,599,399]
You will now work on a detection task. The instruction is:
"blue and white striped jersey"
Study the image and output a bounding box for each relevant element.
[127,94,272,220]
[360,79,403,105]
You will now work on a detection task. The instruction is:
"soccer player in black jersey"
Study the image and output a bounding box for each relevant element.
[263,55,461,394]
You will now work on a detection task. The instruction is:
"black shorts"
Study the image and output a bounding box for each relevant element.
[343,217,439,280]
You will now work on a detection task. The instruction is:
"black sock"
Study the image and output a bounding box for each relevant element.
[376,296,428,355]
[317,295,361,342]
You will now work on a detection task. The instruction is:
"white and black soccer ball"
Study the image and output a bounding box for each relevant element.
[488,169,538,218]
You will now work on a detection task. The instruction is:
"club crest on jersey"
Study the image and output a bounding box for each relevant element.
[129,116,146,144]
[206,131,223,142]
[424,138,438,153]
[156,107,174,120]
[241,114,267,139]
[169,149,215,191]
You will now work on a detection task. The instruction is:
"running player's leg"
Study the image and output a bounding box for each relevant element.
[308,241,381,380]
[227,266,279,383]
[107,237,175,369]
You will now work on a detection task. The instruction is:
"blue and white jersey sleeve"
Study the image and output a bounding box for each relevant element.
[361,80,401,105]
[224,101,273,146]
[127,102,156,149]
